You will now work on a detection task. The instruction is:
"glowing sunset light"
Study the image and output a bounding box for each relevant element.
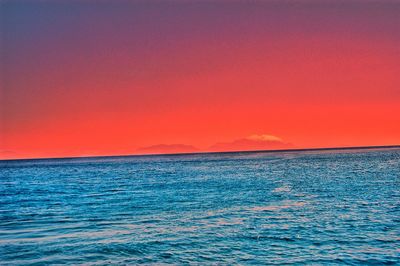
[1,0,400,159]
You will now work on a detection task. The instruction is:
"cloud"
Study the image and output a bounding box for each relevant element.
[136,144,199,155]
[208,134,294,152]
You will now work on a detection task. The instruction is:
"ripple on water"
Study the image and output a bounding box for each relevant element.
[1,148,400,264]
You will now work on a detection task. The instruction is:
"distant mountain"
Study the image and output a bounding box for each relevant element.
[136,134,293,155]
[0,150,21,160]
[136,144,199,155]
[208,135,294,152]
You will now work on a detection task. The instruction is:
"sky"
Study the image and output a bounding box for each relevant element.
[1,0,400,159]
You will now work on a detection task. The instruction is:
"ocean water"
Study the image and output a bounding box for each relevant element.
[1,148,399,265]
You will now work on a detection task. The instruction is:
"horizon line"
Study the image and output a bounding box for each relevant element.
[1,144,400,162]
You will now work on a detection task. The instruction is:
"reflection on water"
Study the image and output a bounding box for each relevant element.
[1,148,400,264]
[272,184,292,193]
[250,200,306,212]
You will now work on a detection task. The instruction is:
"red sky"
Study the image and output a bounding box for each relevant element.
[1,0,400,159]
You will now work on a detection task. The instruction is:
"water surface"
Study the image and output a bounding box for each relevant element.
[1,148,399,264]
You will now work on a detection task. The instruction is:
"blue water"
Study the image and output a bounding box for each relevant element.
[1,148,399,265]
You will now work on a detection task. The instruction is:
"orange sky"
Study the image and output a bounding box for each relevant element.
[1,1,400,159]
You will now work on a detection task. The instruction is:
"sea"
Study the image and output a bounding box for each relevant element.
[1,148,399,265]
